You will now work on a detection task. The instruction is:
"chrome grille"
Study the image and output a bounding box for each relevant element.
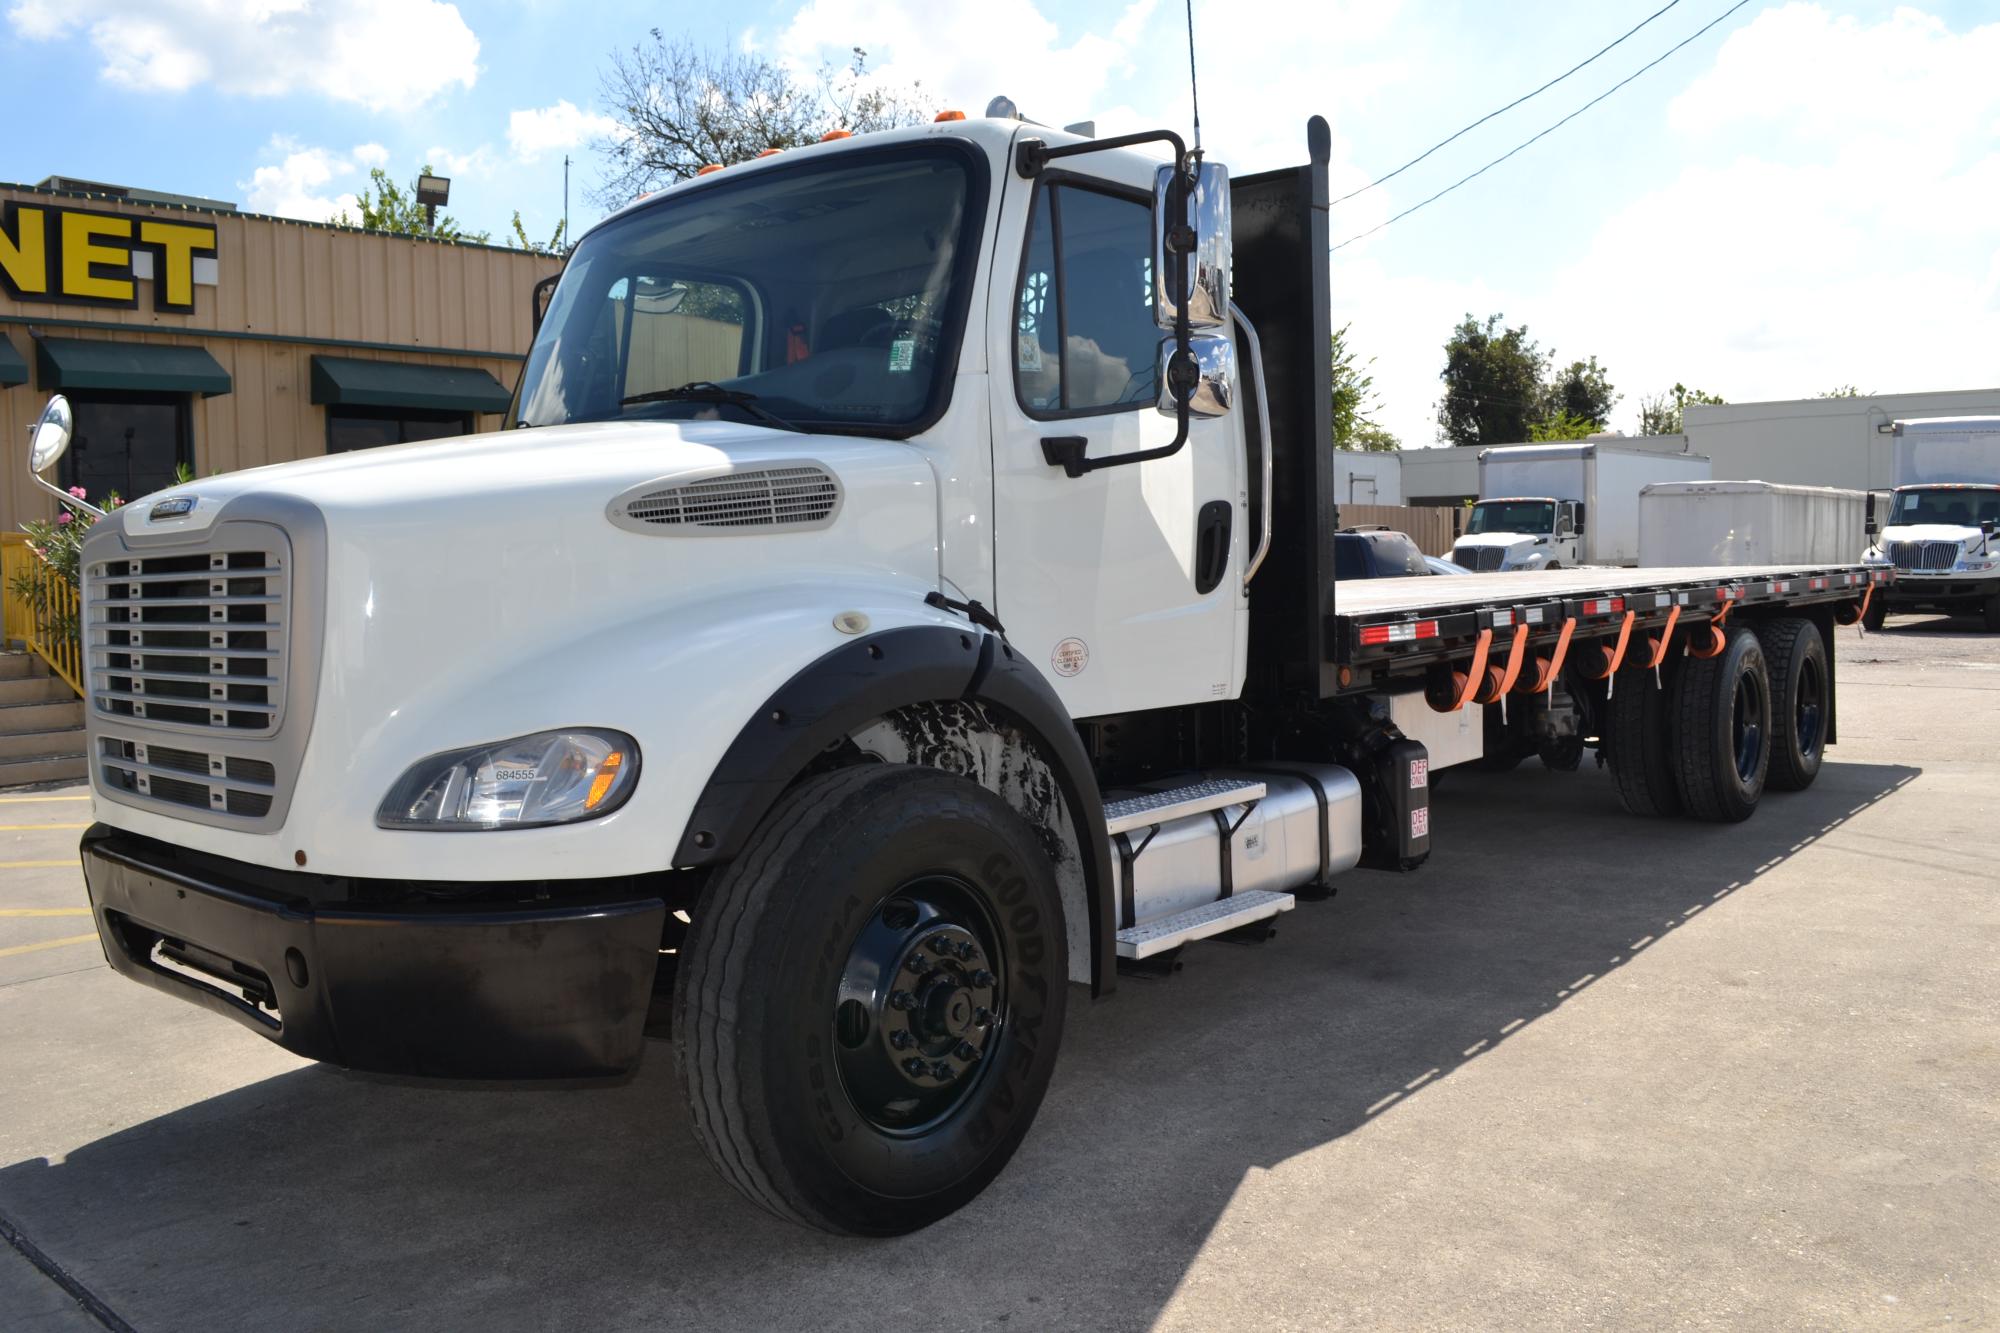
[96,737,277,820]
[1452,546,1506,572]
[86,548,287,734]
[1887,540,1959,572]
[615,466,840,532]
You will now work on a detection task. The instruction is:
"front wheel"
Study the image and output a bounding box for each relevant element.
[1862,597,1887,632]
[675,764,1068,1235]
[1983,593,2000,633]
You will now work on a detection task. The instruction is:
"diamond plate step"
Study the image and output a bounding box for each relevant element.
[1103,778,1265,836]
[1114,889,1295,960]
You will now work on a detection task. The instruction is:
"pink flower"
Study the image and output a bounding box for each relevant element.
[67,486,87,499]
[56,512,73,525]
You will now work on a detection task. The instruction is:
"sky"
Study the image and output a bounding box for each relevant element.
[4,0,1996,446]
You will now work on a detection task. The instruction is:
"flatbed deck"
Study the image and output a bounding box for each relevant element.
[1330,563,1886,681]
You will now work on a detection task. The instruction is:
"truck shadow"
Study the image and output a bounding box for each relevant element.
[0,760,1919,1332]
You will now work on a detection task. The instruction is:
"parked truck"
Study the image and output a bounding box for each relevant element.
[1860,419,2000,630]
[45,110,1885,1237]
[1453,442,1712,571]
[1640,480,1866,569]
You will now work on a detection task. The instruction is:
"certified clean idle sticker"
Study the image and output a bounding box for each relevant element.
[1050,638,1089,677]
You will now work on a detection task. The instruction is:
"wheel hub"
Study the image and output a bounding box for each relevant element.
[831,883,1004,1132]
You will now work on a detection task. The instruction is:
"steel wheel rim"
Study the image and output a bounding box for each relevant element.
[830,875,1005,1137]
[1733,670,1766,783]
[1794,653,1824,761]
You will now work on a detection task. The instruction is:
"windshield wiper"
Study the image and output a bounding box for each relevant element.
[621,381,803,433]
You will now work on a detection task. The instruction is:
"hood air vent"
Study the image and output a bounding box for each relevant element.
[608,465,841,535]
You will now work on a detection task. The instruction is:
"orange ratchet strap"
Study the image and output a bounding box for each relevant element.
[1583,610,1636,681]
[1643,605,1681,669]
[1835,581,1874,627]
[1516,617,1575,694]
[1474,622,1531,704]
[1429,627,1493,713]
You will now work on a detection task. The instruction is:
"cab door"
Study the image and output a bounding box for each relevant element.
[986,150,1246,719]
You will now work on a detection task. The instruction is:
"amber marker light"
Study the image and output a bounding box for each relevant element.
[585,750,627,811]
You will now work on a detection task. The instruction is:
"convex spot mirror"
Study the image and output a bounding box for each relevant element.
[29,395,72,475]
[1155,334,1235,421]
[1153,161,1231,332]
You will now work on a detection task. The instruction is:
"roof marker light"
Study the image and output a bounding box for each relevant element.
[934,109,966,122]
[756,148,783,158]
[696,164,724,176]
[820,129,853,142]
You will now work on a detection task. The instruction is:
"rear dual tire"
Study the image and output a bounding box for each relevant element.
[1755,618,1828,793]
[1669,627,1772,823]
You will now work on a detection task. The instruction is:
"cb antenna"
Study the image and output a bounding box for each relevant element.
[1184,0,1202,156]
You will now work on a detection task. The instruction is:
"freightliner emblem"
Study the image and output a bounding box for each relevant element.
[150,496,197,520]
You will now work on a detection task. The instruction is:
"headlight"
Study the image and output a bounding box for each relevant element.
[377,729,639,830]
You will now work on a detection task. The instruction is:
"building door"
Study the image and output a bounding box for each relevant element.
[326,406,474,452]
[59,391,190,505]
[986,153,1247,719]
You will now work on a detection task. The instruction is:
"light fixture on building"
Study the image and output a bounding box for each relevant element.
[416,174,451,233]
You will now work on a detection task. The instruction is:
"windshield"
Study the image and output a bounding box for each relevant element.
[1466,500,1555,535]
[512,144,985,435]
[1890,487,2000,527]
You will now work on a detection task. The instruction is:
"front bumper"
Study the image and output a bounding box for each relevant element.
[80,826,665,1079]
[1881,572,2000,605]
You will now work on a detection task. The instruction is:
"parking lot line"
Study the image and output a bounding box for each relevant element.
[0,860,75,869]
[0,824,89,832]
[0,796,90,804]
[0,934,96,959]
[0,909,91,918]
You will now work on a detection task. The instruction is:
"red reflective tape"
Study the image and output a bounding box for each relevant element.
[1359,619,1440,646]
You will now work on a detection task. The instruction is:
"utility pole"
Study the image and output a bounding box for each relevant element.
[563,155,570,253]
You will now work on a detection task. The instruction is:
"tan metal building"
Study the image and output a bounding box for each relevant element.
[0,179,561,531]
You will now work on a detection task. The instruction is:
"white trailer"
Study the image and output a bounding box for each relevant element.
[1861,418,2000,628]
[1640,481,1866,568]
[1453,442,1711,571]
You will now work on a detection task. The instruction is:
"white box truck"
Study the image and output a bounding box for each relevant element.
[1640,481,1866,568]
[37,110,1883,1237]
[1861,418,2000,629]
[1454,442,1711,572]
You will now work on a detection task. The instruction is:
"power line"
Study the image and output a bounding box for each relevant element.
[1331,0,1684,208]
[1331,0,1756,255]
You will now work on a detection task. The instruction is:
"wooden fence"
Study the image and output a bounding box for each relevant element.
[1336,503,1463,556]
[2,532,84,695]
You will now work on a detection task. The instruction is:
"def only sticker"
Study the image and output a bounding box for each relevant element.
[1051,637,1089,677]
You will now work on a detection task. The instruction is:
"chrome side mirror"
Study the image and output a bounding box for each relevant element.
[1153,161,1231,331]
[1155,334,1234,421]
[29,395,72,475]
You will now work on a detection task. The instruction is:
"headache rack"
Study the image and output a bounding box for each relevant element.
[1329,564,1887,681]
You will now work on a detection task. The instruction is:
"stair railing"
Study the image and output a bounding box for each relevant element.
[2,534,85,698]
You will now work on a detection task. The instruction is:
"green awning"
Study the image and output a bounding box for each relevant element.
[310,356,512,414]
[0,336,26,388]
[35,337,231,397]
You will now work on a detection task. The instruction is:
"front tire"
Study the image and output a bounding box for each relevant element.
[1755,618,1828,792]
[1670,627,1772,823]
[1862,597,1887,631]
[1983,593,2000,633]
[675,764,1068,1236]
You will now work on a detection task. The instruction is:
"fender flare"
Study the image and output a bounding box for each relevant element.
[672,625,1119,995]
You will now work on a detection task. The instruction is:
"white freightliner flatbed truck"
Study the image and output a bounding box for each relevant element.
[34,108,1886,1236]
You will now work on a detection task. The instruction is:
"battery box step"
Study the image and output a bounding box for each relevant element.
[1103,778,1266,836]
[1114,889,1296,960]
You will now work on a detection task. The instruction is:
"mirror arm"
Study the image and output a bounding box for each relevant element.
[30,470,107,522]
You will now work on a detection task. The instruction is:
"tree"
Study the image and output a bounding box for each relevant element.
[1816,384,1867,398]
[1542,356,1618,429]
[509,210,566,255]
[1436,313,1547,447]
[594,36,932,202]
[1637,382,1726,435]
[1528,410,1600,442]
[335,165,489,242]
[1330,324,1400,452]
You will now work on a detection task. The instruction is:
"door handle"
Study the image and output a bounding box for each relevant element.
[1194,500,1232,595]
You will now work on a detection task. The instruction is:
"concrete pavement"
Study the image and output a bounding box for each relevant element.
[1,615,1994,1330]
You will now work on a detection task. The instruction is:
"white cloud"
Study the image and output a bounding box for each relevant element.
[239,137,359,223]
[508,101,622,164]
[1551,5,2000,428]
[6,0,480,110]
[423,144,500,180]
[352,142,391,168]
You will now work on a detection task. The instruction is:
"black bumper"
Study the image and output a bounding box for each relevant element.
[80,826,665,1079]
[1883,575,2000,606]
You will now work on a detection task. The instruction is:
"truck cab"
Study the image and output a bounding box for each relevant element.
[1863,418,2000,629]
[1453,496,1580,571]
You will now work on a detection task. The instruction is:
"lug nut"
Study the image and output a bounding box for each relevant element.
[930,936,955,955]
[970,969,997,988]
[903,1057,930,1078]
[973,1007,993,1027]
[956,1041,980,1061]
[890,1030,914,1049]
[905,954,931,974]
[889,990,916,1011]
[932,1061,956,1080]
